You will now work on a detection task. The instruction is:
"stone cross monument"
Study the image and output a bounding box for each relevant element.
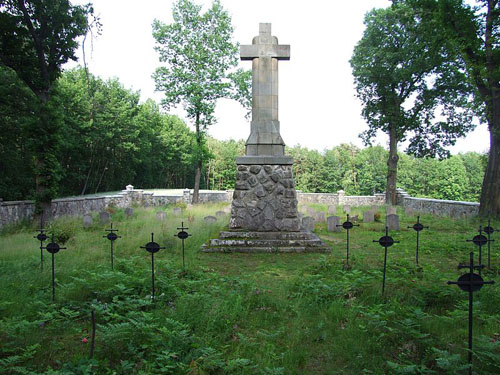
[230,23,299,232]
[201,23,328,253]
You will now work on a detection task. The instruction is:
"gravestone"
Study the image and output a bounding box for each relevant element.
[204,216,217,224]
[327,216,341,232]
[363,211,374,223]
[404,207,414,216]
[83,214,93,228]
[344,205,351,214]
[315,211,326,223]
[202,23,328,253]
[216,211,226,217]
[328,205,337,215]
[351,215,359,222]
[386,214,400,231]
[156,212,167,221]
[99,211,110,224]
[173,207,182,216]
[387,206,397,215]
[125,207,134,217]
[301,216,315,232]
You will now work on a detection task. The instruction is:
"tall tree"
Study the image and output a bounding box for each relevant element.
[410,0,500,215]
[350,2,474,204]
[0,0,92,215]
[152,0,250,203]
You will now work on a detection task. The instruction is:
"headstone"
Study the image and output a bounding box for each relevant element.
[351,215,359,222]
[327,216,341,232]
[156,211,167,221]
[99,211,110,224]
[387,206,397,215]
[344,205,351,214]
[315,211,326,223]
[216,211,226,217]
[363,211,374,223]
[327,205,337,215]
[372,205,379,212]
[83,214,93,228]
[386,214,400,231]
[204,216,217,224]
[404,207,414,216]
[173,207,182,216]
[125,207,134,217]
[301,216,315,232]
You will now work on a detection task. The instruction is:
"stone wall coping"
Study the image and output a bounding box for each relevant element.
[2,200,35,206]
[299,192,338,196]
[404,196,479,206]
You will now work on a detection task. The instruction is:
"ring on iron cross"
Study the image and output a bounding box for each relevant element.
[106,232,118,241]
[377,236,395,247]
[36,233,48,242]
[177,231,189,240]
[143,242,161,254]
[413,223,424,232]
[484,226,495,235]
[472,235,488,246]
[457,273,484,292]
[342,221,354,230]
[46,242,61,254]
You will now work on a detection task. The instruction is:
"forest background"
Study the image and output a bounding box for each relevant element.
[0,66,486,204]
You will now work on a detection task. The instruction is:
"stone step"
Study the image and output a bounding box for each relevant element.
[201,246,330,253]
[208,238,326,247]
[218,231,318,240]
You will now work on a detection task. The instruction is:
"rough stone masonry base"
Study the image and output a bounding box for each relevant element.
[229,163,300,232]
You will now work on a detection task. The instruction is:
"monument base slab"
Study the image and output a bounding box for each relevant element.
[201,231,330,253]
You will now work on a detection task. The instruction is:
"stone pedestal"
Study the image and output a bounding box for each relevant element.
[230,162,300,232]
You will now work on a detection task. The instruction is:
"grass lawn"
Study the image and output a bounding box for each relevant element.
[1,203,499,374]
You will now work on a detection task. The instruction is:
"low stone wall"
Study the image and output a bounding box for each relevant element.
[0,186,481,228]
[402,196,479,217]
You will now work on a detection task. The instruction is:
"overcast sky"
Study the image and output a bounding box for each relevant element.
[67,0,490,155]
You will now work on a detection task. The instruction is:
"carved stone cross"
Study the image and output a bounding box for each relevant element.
[238,23,292,164]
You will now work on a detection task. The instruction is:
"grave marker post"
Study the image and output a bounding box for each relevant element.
[103,223,121,270]
[447,252,494,375]
[336,214,359,268]
[483,219,495,269]
[33,213,48,271]
[174,221,192,270]
[42,234,67,301]
[373,226,400,296]
[407,216,428,266]
[466,226,492,274]
[140,233,166,301]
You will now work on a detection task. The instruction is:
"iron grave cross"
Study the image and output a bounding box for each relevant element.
[238,23,292,164]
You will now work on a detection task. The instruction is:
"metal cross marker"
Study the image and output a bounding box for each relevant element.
[447,252,494,375]
[483,219,496,269]
[336,214,359,268]
[407,216,429,266]
[41,234,67,301]
[33,213,48,271]
[103,223,121,270]
[174,221,191,270]
[466,225,492,274]
[140,232,166,301]
[373,226,400,296]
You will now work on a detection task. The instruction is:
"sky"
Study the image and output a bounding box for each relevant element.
[67,0,490,155]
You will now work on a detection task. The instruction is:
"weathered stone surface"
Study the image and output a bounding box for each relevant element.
[204,216,217,223]
[386,214,400,231]
[328,205,337,215]
[99,211,110,224]
[301,216,315,231]
[363,211,374,223]
[404,207,415,216]
[83,214,93,228]
[125,207,134,217]
[230,163,300,232]
[216,211,226,217]
[156,211,167,221]
[314,211,326,223]
[387,206,397,215]
[173,207,182,216]
[201,231,329,253]
[327,216,341,232]
[344,205,351,214]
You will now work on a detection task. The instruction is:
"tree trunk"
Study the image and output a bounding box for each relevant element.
[479,98,500,216]
[386,124,399,205]
[192,112,202,204]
